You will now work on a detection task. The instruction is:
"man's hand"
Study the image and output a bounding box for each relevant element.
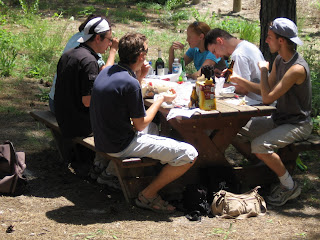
[110,37,119,51]
[229,71,240,84]
[136,60,150,83]
[258,61,269,71]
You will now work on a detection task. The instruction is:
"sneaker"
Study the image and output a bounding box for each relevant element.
[88,161,107,180]
[97,170,121,190]
[266,182,301,206]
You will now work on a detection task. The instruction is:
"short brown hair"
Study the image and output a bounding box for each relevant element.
[118,33,148,65]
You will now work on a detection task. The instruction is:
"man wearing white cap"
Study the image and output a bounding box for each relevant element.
[55,17,116,139]
[241,18,312,206]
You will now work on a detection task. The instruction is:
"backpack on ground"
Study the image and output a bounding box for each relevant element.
[183,184,211,221]
[211,186,267,219]
[0,141,26,194]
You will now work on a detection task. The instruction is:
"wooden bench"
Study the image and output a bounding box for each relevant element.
[30,110,158,203]
[232,133,320,188]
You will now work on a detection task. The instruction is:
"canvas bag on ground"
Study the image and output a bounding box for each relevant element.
[0,141,26,194]
[211,186,267,219]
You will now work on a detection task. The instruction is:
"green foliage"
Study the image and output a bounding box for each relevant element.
[300,43,320,118]
[18,0,39,15]
[312,116,320,135]
[165,0,186,10]
[78,6,96,17]
[35,87,50,102]
[0,29,18,77]
[108,6,146,23]
[136,2,162,11]
[0,105,21,115]
[16,16,68,80]
[191,8,260,44]
[312,0,320,10]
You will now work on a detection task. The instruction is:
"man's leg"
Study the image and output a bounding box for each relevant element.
[110,132,198,211]
[255,152,286,177]
[251,122,312,206]
[142,160,196,199]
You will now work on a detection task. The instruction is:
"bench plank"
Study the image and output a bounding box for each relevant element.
[30,110,157,203]
[30,111,60,133]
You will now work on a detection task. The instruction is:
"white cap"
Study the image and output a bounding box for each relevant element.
[270,18,303,46]
[77,17,110,43]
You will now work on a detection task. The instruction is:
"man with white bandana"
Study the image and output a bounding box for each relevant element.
[55,17,114,138]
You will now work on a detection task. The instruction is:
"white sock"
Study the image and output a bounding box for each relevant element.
[279,170,294,190]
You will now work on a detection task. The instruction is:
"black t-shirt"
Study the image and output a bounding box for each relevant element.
[90,63,146,153]
[54,44,99,138]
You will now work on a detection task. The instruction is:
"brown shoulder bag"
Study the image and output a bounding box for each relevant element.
[0,141,26,194]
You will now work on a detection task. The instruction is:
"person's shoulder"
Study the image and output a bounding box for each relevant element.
[186,47,196,55]
[205,51,218,60]
[63,32,83,52]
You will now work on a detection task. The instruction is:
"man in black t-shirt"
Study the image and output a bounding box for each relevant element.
[54,17,115,138]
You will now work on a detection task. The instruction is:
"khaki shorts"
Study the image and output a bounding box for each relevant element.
[108,132,198,167]
[239,116,313,154]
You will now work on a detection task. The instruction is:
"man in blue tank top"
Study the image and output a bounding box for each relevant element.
[241,18,312,206]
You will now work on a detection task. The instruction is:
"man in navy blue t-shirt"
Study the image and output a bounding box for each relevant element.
[90,33,198,213]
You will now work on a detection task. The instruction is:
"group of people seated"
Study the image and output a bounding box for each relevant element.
[49,14,312,212]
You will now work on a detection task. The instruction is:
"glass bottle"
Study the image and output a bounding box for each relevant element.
[155,48,165,76]
[224,60,235,82]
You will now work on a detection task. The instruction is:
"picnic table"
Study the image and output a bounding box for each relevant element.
[144,95,277,189]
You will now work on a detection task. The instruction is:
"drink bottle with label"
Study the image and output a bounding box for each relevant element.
[155,48,165,75]
[172,58,181,74]
[224,60,235,82]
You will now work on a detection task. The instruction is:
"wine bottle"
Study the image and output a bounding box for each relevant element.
[155,48,165,75]
[224,60,235,82]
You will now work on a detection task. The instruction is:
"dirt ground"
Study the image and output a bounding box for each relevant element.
[1,0,320,239]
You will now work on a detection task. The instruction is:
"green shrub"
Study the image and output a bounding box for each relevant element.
[18,0,39,15]
[17,16,68,80]
[0,29,18,77]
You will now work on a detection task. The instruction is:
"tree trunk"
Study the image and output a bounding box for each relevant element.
[233,0,242,12]
[260,0,296,64]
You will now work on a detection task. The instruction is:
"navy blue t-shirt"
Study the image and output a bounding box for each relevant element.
[90,63,146,153]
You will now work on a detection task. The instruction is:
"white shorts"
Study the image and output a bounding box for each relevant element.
[108,132,198,166]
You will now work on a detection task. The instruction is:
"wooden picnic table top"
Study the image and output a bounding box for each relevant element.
[144,96,276,168]
[144,96,276,119]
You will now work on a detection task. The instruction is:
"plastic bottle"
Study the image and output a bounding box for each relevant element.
[172,58,181,74]
[148,61,154,76]
[155,48,165,76]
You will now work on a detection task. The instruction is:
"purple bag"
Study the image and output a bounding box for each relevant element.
[0,141,26,194]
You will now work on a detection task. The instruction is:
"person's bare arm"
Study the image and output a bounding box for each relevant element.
[169,42,185,72]
[82,95,91,107]
[229,72,261,95]
[258,61,306,105]
[188,59,216,80]
[105,37,119,67]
